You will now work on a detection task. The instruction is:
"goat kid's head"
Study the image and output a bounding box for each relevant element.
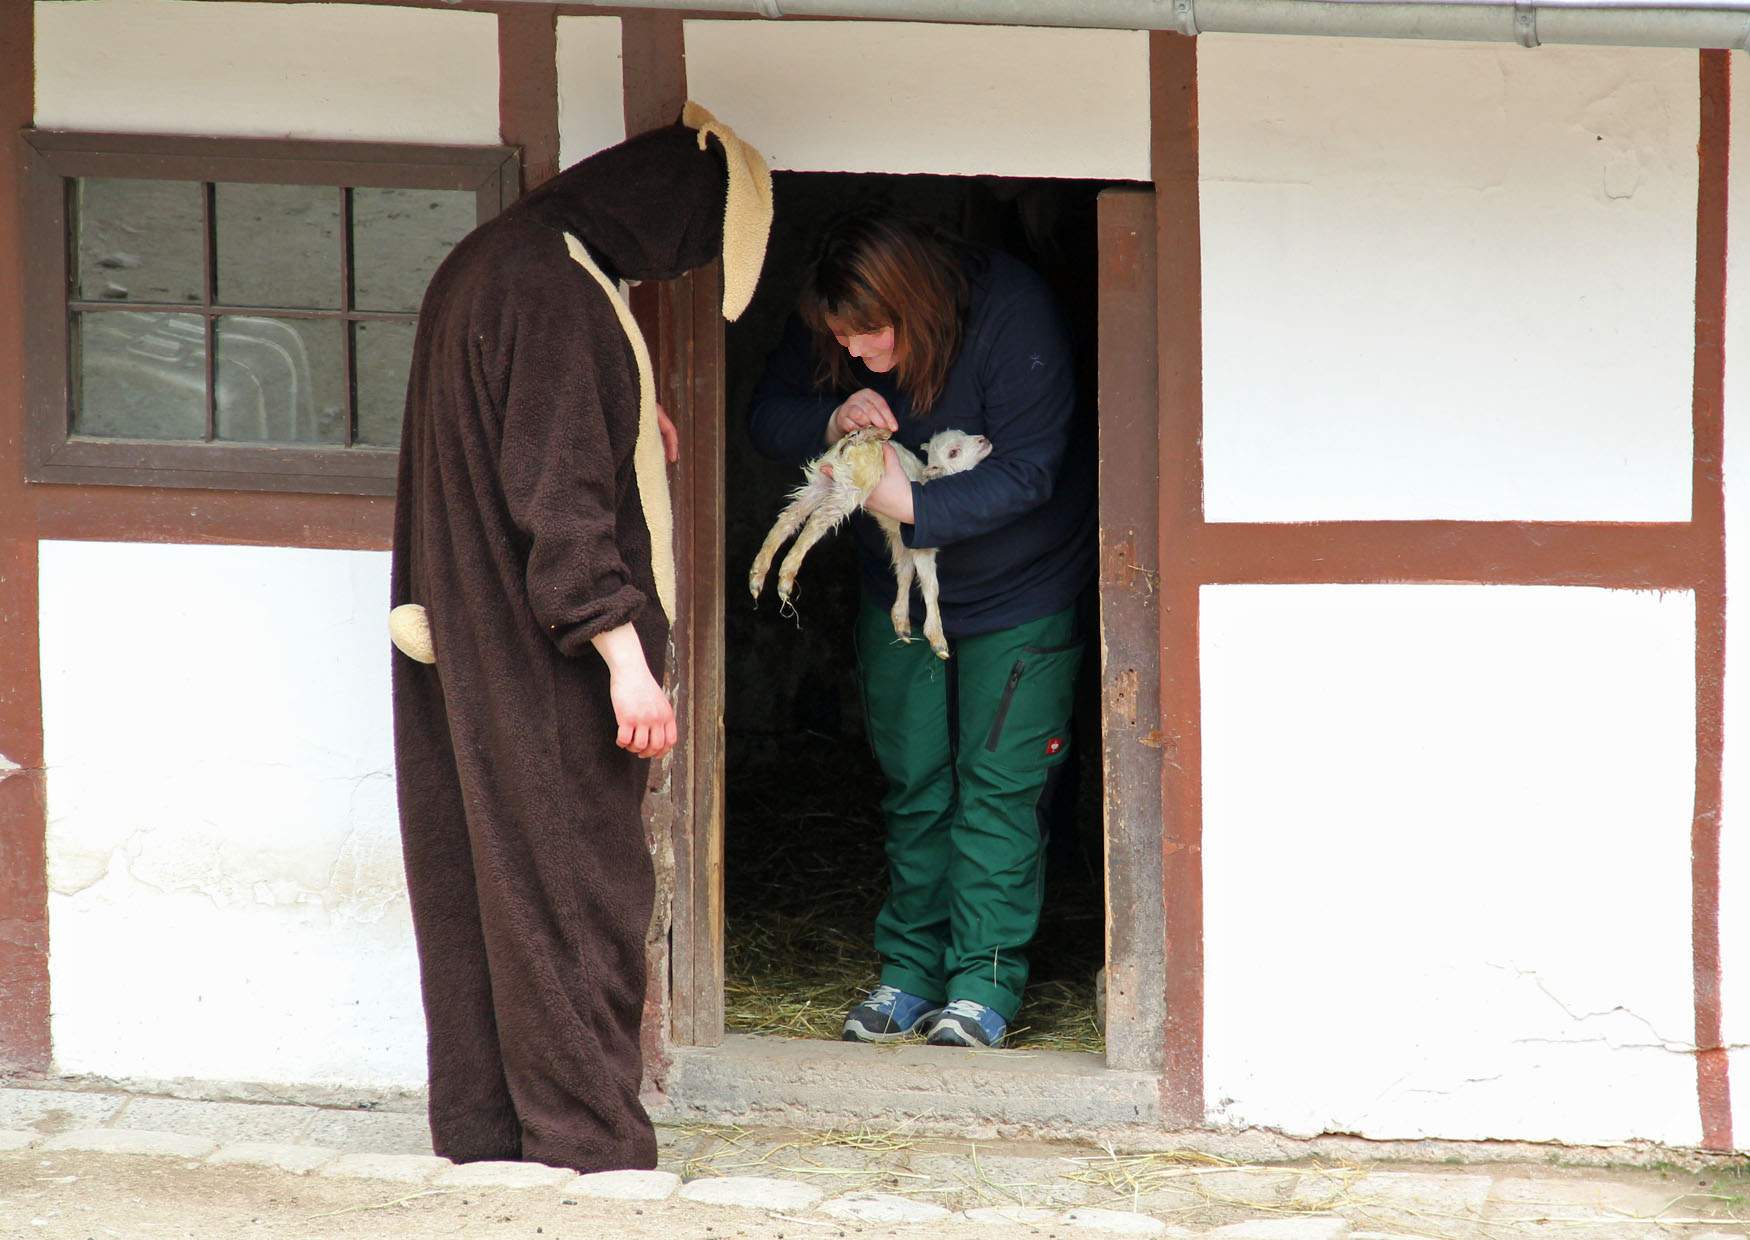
[837,425,893,451]
[921,429,992,479]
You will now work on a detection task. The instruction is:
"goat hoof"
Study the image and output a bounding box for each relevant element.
[933,647,950,661]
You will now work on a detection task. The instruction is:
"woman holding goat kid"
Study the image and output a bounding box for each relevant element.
[748,211,1096,1049]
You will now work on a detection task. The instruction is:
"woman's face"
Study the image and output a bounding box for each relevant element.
[831,323,898,374]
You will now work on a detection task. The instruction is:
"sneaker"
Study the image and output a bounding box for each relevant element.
[842,985,944,1043]
[926,999,1008,1048]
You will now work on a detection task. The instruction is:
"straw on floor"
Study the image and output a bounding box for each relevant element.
[723,733,1105,1053]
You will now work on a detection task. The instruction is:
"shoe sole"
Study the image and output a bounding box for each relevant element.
[926,1019,1002,1049]
[843,1010,943,1043]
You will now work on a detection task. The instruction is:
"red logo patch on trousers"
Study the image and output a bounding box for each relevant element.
[1045,737,1064,756]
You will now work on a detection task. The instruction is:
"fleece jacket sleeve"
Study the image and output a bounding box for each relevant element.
[748,315,839,467]
[903,288,1076,550]
[494,272,651,658]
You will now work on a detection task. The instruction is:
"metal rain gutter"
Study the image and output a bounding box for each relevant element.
[496,0,1750,50]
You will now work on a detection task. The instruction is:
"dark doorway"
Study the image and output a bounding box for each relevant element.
[721,171,1111,1053]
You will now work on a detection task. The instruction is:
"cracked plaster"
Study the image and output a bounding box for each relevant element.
[1202,585,1700,1147]
[39,542,425,1089]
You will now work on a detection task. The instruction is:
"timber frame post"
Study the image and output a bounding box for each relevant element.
[621,13,729,1052]
[1096,187,1167,1075]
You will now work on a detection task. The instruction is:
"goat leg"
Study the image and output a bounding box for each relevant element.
[912,550,950,660]
[749,478,827,601]
[775,486,864,604]
[880,519,916,642]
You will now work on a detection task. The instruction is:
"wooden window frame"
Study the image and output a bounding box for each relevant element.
[20,130,520,497]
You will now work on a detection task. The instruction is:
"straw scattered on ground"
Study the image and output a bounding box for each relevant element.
[723,731,1105,1052]
[672,1124,1748,1237]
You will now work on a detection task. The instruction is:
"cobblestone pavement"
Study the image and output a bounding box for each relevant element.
[0,1085,1745,1239]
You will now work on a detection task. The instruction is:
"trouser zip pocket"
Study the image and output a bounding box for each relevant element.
[984,661,1026,752]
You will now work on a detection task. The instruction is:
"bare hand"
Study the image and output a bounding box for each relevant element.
[656,403,679,464]
[609,665,678,760]
[861,442,915,523]
[826,388,898,444]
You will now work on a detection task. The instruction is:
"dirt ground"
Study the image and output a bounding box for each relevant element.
[4,1145,1748,1240]
[1,1149,958,1240]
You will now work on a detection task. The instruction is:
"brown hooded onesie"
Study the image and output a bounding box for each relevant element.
[389,121,738,1173]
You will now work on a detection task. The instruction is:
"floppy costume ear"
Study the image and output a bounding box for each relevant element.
[682,100,774,323]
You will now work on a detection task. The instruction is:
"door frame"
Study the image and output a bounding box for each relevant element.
[658,195,1174,1081]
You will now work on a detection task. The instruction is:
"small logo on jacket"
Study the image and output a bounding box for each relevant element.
[1045,737,1064,756]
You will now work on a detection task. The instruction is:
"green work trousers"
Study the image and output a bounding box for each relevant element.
[856,601,1083,1021]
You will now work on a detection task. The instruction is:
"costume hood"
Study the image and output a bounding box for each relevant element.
[388,103,772,664]
[516,102,772,320]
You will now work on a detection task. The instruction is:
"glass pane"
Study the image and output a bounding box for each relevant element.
[74,179,203,305]
[352,187,476,313]
[354,320,415,448]
[73,311,206,439]
[214,183,341,309]
[214,316,345,444]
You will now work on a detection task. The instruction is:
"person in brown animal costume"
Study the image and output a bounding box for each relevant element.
[387,104,770,1173]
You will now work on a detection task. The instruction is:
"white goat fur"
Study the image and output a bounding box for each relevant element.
[749,426,993,659]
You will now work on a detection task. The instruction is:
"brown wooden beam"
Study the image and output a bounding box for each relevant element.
[500,8,562,191]
[1150,29,1204,1130]
[0,0,50,1075]
[1691,47,1733,1154]
[34,490,392,551]
[622,11,687,138]
[1096,188,1166,1074]
[1192,521,1707,590]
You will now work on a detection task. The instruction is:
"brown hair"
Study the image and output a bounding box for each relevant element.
[798,212,971,416]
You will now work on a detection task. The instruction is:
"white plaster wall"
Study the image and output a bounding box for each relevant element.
[1202,584,1700,1145]
[1721,57,1750,1152]
[557,16,625,171]
[682,21,1148,179]
[34,0,499,144]
[40,542,422,1088]
[1199,38,1697,522]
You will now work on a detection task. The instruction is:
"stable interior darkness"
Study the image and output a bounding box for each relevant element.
[723,171,1110,1052]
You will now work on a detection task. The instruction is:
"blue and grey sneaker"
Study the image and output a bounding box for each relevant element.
[842,984,943,1043]
[925,999,1008,1048]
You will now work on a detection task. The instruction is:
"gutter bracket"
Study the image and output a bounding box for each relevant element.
[1514,2,1540,47]
[1173,0,1199,37]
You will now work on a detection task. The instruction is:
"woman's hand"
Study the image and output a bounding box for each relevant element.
[825,388,898,445]
[656,402,679,464]
[861,443,916,524]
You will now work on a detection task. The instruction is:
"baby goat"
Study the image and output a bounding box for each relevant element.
[749,426,993,660]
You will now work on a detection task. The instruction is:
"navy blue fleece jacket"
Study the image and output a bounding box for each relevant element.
[747,249,1095,637]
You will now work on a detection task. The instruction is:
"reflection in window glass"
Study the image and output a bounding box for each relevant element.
[73,311,206,439]
[353,188,475,313]
[215,183,341,310]
[214,316,346,444]
[354,320,415,448]
[75,179,203,305]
